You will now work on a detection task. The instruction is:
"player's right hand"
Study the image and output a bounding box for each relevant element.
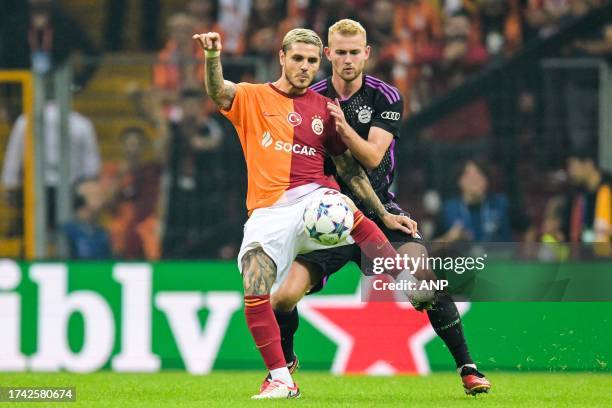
[192,32,223,52]
[381,212,419,238]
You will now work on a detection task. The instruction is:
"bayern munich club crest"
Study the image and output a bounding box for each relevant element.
[357,105,373,124]
[287,112,302,126]
[311,115,324,135]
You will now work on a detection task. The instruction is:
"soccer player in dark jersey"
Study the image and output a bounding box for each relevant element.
[264,19,491,395]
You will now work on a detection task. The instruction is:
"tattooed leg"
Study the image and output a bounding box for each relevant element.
[241,246,289,375]
[241,247,277,295]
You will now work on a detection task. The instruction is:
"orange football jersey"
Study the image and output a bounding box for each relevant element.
[221,83,346,213]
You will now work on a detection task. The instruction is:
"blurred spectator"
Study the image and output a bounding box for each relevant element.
[246,0,282,58]
[1,100,101,234]
[393,0,443,111]
[417,13,491,189]
[417,12,491,129]
[367,0,395,48]
[524,0,571,40]
[311,0,356,35]
[191,0,255,82]
[61,179,112,259]
[436,159,512,242]
[394,0,443,53]
[0,0,100,90]
[538,195,571,261]
[217,0,250,55]
[426,12,490,132]
[476,0,522,58]
[101,127,163,260]
[188,0,221,33]
[541,195,567,242]
[564,152,612,244]
[419,13,489,98]
[278,0,308,40]
[161,89,226,258]
[153,13,204,116]
[448,0,485,15]
[364,0,400,81]
[104,0,161,51]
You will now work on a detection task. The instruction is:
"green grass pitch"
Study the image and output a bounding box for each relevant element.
[0,371,611,407]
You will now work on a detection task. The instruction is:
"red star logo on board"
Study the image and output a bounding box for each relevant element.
[300,275,470,375]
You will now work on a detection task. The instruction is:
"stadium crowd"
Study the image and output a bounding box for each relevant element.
[0,0,610,259]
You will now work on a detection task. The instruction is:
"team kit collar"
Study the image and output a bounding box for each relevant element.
[325,74,367,102]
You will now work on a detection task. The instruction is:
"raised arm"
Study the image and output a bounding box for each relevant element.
[332,149,417,236]
[192,32,237,111]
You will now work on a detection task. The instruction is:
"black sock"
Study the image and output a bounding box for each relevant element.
[274,307,299,364]
[426,292,474,368]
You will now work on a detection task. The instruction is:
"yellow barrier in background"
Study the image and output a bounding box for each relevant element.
[0,71,35,259]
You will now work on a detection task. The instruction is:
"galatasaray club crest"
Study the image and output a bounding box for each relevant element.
[311,115,324,135]
[287,112,302,126]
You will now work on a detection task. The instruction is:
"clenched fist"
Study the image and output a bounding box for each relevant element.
[192,32,223,52]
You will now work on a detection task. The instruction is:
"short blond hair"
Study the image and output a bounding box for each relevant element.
[282,28,323,55]
[328,19,367,45]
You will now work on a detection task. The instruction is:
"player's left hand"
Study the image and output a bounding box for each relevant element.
[327,98,350,137]
[381,212,419,238]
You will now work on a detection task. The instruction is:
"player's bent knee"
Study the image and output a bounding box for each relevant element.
[270,285,298,310]
[241,247,277,296]
[270,264,315,311]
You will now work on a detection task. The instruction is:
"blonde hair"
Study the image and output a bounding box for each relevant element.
[282,28,323,55]
[328,19,367,45]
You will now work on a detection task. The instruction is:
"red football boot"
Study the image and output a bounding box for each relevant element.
[461,366,491,396]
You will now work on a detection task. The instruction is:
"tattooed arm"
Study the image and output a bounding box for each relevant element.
[332,150,417,236]
[192,32,236,110]
[241,247,277,296]
[332,150,387,219]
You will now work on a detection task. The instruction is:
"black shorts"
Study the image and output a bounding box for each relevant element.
[297,203,425,294]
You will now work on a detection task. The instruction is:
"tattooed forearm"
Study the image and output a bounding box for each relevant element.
[332,151,387,219]
[241,247,277,296]
[204,56,236,110]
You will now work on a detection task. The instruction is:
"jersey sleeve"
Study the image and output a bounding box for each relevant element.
[371,92,404,139]
[218,82,251,128]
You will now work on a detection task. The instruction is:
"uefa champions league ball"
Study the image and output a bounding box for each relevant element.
[303,193,354,246]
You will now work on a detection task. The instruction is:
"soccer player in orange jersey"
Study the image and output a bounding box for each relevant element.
[193,28,426,399]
